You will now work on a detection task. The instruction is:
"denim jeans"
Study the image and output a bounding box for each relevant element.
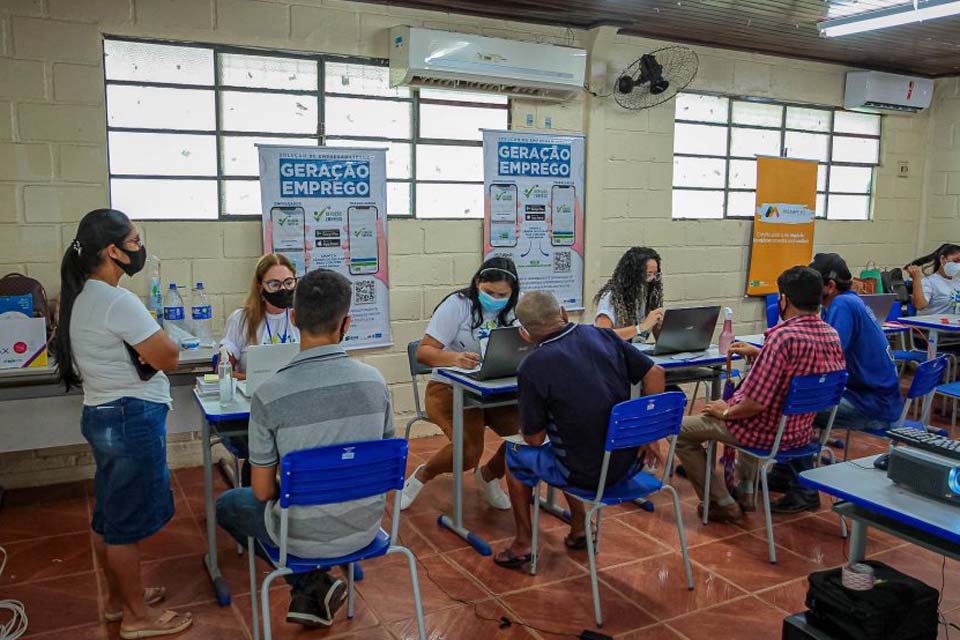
[813,397,895,433]
[216,487,325,594]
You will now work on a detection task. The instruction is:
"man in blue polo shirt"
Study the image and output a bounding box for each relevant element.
[493,290,665,569]
[771,253,904,513]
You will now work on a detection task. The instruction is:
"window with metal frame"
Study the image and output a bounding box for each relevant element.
[671,92,881,221]
[103,37,509,220]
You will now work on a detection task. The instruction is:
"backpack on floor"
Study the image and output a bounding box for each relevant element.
[0,273,54,337]
[805,561,939,640]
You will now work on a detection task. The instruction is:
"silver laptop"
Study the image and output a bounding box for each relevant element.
[238,342,299,397]
[639,306,721,356]
[861,293,897,323]
[457,327,532,381]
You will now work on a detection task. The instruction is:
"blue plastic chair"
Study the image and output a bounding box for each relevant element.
[403,340,433,439]
[703,370,848,564]
[934,380,960,434]
[247,439,426,640]
[765,293,779,329]
[844,356,950,456]
[524,391,693,628]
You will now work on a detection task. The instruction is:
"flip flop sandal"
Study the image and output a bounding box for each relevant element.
[119,610,192,639]
[564,530,598,550]
[492,549,532,570]
[104,587,167,622]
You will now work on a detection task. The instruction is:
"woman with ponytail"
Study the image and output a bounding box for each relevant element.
[905,243,960,315]
[56,209,192,639]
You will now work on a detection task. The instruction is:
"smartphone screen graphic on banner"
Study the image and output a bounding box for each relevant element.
[348,205,379,275]
[489,183,518,247]
[271,206,306,275]
[551,185,575,246]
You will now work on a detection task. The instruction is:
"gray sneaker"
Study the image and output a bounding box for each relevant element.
[286,578,347,627]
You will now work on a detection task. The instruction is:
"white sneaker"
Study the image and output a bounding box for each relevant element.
[475,466,511,510]
[400,465,426,511]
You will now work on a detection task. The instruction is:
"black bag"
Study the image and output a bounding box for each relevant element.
[805,561,939,640]
[881,268,911,305]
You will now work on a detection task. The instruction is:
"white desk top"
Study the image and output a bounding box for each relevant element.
[638,344,735,369]
[193,387,251,422]
[0,347,217,385]
[898,314,960,332]
[800,455,960,546]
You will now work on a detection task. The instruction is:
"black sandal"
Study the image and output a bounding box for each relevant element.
[493,548,532,569]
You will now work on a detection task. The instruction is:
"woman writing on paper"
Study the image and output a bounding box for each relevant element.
[56,209,192,639]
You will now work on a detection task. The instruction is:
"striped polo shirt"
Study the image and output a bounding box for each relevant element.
[248,343,394,558]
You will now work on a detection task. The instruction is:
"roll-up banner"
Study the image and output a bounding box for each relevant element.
[482,130,586,310]
[258,145,391,350]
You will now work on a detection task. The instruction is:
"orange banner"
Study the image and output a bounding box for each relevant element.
[746,157,818,296]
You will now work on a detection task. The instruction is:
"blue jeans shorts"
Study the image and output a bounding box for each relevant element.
[82,397,174,545]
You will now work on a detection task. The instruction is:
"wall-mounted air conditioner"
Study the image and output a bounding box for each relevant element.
[843,71,933,114]
[389,27,586,101]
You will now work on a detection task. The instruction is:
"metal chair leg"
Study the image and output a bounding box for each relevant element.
[584,508,603,628]
[392,545,427,640]
[664,484,694,590]
[530,482,541,576]
[260,569,289,640]
[247,538,260,640]
[347,562,355,619]
[702,442,714,525]
[759,463,777,564]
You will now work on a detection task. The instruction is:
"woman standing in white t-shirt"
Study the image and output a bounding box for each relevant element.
[400,257,521,511]
[594,246,666,342]
[906,243,960,316]
[219,253,300,377]
[55,209,192,639]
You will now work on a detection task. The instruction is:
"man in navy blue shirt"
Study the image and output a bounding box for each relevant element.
[493,291,665,569]
[772,253,904,513]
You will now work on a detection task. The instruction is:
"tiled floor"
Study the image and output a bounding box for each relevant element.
[2,420,959,639]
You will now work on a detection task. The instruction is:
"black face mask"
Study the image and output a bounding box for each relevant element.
[113,244,146,277]
[338,318,349,343]
[778,296,788,322]
[262,289,294,309]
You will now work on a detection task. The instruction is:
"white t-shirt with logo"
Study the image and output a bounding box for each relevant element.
[594,291,646,327]
[425,294,514,382]
[70,279,171,407]
[920,273,960,316]
[219,308,301,373]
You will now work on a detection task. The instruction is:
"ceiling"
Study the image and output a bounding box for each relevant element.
[356,0,960,77]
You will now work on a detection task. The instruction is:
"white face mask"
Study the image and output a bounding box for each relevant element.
[944,262,960,279]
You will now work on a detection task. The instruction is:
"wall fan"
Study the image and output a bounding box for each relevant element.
[613,46,699,110]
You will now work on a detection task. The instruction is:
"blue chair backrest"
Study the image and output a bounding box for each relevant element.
[278,438,408,509]
[605,391,687,451]
[886,303,901,322]
[906,356,948,400]
[765,293,779,329]
[782,370,848,416]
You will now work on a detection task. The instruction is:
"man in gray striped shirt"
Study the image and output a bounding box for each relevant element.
[217,269,394,628]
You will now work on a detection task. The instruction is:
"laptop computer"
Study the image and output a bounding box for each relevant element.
[237,342,299,397]
[861,293,897,323]
[638,306,721,356]
[451,326,533,381]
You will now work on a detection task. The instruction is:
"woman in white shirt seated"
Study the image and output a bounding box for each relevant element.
[906,243,960,316]
[594,246,666,342]
[219,253,300,377]
[400,257,521,511]
[56,209,192,638]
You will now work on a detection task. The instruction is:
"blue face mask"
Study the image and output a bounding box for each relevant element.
[478,290,510,313]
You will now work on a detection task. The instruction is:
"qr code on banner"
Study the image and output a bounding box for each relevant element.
[553,251,571,274]
[354,280,376,306]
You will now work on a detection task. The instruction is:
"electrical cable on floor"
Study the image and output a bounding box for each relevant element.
[0,546,28,640]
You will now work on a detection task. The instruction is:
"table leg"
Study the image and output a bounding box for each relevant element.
[202,418,231,605]
[848,518,868,563]
[438,383,491,555]
[710,370,721,401]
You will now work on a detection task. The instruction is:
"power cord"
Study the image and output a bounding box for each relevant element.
[0,546,28,640]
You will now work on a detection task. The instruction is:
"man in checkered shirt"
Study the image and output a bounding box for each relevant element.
[676,266,846,524]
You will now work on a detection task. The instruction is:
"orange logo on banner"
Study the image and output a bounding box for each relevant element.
[746,157,818,296]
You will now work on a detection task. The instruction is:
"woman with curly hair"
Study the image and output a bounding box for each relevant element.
[594,247,666,342]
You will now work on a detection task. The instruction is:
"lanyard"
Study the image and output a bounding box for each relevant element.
[264,311,290,344]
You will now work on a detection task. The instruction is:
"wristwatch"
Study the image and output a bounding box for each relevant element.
[635,324,651,341]
[721,408,730,420]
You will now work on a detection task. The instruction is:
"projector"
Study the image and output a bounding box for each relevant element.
[888,447,960,504]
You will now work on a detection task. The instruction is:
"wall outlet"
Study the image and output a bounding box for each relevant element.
[544,115,553,129]
[897,161,910,178]
[525,113,534,127]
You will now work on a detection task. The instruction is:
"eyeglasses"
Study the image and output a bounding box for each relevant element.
[263,277,297,292]
[119,236,143,249]
[645,272,662,282]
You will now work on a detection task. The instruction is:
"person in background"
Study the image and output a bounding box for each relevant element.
[594,246,666,342]
[674,267,845,523]
[400,256,521,511]
[769,253,903,513]
[494,291,665,568]
[906,243,960,316]
[220,253,301,377]
[55,209,192,639]
[217,269,393,628]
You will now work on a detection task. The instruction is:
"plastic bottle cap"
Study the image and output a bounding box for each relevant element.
[169,283,177,289]
[196,282,204,289]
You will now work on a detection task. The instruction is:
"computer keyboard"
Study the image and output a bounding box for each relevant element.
[886,426,960,461]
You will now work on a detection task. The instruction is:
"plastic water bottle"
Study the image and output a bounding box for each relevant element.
[218,345,234,404]
[953,290,960,316]
[147,256,163,327]
[191,282,212,346]
[718,307,734,355]
[163,283,185,332]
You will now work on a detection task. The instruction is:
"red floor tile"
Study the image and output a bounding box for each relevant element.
[391,601,538,640]
[621,498,746,549]
[619,623,692,639]
[137,518,207,562]
[551,518,672,571]
[689,533,821,592]
[668,595,786,639]
[755,577,808,616]
[749,514,887,569]
[0,499,90,542]
[7,572,101,636]
[233,585,382,640]
[0,531,93,586]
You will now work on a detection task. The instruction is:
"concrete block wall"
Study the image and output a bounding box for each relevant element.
[921,77,960,253]
[0,0,949,487]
